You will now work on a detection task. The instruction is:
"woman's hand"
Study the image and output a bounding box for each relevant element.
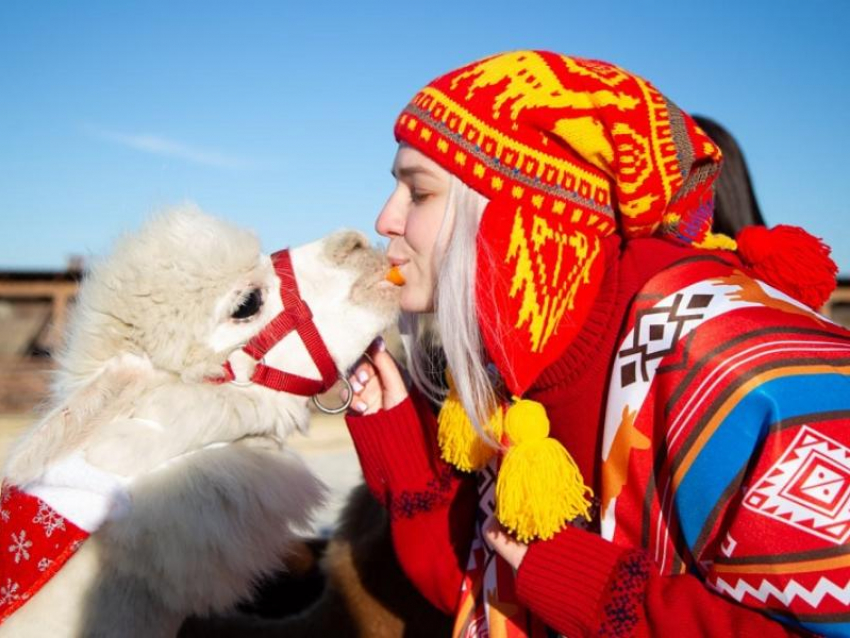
[484,521,529,571]
[345,337,409,415]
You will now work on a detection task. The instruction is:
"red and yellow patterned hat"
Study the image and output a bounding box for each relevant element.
[395,50,726,395]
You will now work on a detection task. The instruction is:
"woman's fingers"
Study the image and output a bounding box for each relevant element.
[344,336,409,415]
[346,360,380,415]
[367,337,408,410]
[483,521,529,570]
[349,359,374,394]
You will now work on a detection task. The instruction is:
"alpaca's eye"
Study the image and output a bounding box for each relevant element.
[231,289,263,320]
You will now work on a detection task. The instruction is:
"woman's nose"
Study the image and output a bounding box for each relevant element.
[375,194,405,237]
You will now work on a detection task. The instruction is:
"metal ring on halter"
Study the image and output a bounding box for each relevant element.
[228,355,263,387]
[312,375,353,415]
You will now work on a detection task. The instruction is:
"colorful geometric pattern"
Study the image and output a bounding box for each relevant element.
[394,50,723,395]
[744,426,850,544]
[474,197,610,394]
[452,460,548,638]
[600,269,765,532]
[395,51,721,240]
[600,255,850,636]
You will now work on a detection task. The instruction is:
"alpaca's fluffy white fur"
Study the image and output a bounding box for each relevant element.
[1,205,398,637]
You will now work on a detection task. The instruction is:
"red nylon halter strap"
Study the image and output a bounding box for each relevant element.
[217,249,339,396]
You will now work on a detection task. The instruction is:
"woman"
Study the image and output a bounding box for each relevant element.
[345,51,847,637]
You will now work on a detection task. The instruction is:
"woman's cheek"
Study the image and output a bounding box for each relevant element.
[405,200,444,255]
[404,215,427,254]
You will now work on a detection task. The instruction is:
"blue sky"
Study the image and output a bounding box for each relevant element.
[1,1,848,272]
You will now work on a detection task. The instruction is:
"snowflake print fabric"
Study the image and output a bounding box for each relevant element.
[33,503,66,538]
[7,531,32,564]
[0,483,89,622]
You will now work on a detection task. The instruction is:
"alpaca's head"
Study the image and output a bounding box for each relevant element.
[58,205,399,407]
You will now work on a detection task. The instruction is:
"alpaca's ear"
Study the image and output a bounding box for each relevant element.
[3,354,154,485]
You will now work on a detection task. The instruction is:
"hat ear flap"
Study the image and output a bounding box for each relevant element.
[475,198,609,396]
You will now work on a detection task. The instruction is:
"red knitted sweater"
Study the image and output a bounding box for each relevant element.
[346,236,808,636]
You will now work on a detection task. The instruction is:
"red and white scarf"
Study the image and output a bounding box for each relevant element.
[0,452,128,623]
[452,458,549,638]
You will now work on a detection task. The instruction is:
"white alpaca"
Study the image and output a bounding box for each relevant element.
[0,205,398,637]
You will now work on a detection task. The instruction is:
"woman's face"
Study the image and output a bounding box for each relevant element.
[375,145,451,312]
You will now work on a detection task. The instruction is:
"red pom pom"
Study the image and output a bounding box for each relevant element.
[736,225,838,309]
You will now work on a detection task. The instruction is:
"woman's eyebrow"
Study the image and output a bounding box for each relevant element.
[391,166,438,180]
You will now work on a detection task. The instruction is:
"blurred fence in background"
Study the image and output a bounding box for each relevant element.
[2,265,849,415]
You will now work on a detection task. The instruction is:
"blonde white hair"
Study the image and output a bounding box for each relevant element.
[400,176,507,436]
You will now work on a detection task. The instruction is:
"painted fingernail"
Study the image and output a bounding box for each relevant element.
[354,401,368,413]
[376,336,386,352]
[351,380,364,393]
[357,370,369,384]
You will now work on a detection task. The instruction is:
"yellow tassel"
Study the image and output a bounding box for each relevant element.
[437,378,503,472]
[495,399,593,542]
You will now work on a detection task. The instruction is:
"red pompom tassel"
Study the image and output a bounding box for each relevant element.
[736,225,838,310]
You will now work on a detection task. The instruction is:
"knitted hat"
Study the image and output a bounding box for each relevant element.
[395,50,725,396]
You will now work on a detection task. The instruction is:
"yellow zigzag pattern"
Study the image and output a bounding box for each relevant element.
[507,207,601,352]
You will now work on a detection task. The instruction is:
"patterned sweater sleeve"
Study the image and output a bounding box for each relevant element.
[515,528,812,637]
[517,303,850,636]
[345,391,477,614]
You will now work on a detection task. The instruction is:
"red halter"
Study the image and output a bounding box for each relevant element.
[214,249,347,409]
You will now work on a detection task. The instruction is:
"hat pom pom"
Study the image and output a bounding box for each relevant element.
[495,399,592,542]
[736,225,838,310]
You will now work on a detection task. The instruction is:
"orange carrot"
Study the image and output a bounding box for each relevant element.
[386,265,406,286]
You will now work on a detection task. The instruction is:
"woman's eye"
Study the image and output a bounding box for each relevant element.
[411,189,429,203]
[231,289,263,320]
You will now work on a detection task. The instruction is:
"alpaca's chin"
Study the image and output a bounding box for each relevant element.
[350,268,402,317]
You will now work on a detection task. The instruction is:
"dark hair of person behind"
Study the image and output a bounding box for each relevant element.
[693,115,766,236]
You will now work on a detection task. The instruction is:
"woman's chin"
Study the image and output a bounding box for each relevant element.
[399,287,434,314]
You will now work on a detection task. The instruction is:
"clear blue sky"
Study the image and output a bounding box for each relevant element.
[1,1,848,272]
